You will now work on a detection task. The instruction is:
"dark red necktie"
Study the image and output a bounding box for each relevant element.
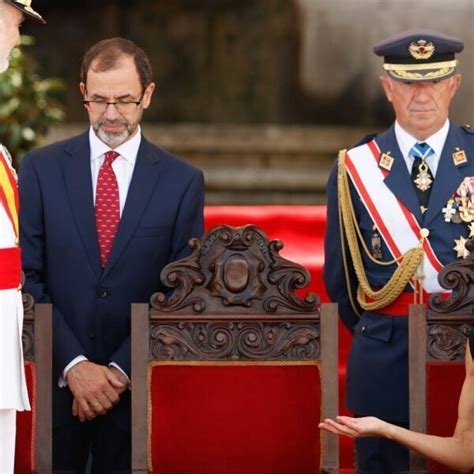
[95,151,120,267]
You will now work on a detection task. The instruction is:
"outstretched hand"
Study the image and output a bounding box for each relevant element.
[319,416,388,439]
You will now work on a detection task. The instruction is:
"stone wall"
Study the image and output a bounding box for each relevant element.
[25,0,473,126]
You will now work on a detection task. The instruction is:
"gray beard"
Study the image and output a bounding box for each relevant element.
[95,127,131,148]
[93,116,141,148]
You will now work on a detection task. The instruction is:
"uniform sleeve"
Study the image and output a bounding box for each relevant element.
[323,160,361,332]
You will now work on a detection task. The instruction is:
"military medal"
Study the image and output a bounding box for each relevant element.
[452,148,468,166]
[442,199,456,222]
[379,152,394,172]
[445,177,474,258]
[454,236,470,259]
[414,159,433,191]
[371,226,382,259]
[469,223,474,238]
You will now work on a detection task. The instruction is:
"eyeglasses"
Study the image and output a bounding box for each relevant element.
[83,92,144,114]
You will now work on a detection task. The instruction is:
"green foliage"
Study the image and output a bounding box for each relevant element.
[0,35,66,168]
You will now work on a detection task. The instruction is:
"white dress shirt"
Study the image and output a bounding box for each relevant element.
[89,126,141,215]
[394,119,450,177]
[60,127,142,387]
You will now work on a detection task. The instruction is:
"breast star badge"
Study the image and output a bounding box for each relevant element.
[469,223,474,238]
[454,236,470,259]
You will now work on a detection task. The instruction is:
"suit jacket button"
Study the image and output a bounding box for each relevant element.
[361,325,367,333]
[99,289,108,298]
[90,332,96,339]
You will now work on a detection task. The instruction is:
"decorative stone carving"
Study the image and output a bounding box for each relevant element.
[429,238,474,314]
[149,320,320,361]
[23,292,35,315]
[151,225,318,314]
[426,238,474,361]
[22,323,35,362]
[427,323,471,362]
[22,292,35,361]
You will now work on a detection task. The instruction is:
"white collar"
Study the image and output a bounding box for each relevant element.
[394,120,450,159]
[89,125,142,164]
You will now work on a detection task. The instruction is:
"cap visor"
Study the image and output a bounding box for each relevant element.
[9,3,46,24]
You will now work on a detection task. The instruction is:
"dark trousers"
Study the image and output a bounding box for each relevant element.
[53,390,131,474]
[355,417,409,474]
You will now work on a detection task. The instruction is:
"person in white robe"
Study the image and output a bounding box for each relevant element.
[0,1,45,471]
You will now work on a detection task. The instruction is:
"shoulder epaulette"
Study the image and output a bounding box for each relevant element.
[462,124,474,134]
[351,133,378,149]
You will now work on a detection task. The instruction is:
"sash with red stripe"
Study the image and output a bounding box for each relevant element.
[0,247,21,289]
[345,140,444,293]
[0,145,19,240]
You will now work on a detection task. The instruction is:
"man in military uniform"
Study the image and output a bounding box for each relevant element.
[324,29,473,472]
[0,1,45,472]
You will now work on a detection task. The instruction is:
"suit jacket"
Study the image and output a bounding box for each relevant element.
[19,131,204,425]
[324,122,474,421]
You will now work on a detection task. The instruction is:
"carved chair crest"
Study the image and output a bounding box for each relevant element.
[151,224,319,314]
[426,238,474,361]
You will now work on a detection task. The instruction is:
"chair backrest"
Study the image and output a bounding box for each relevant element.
[409,256,474,473]
[17,294,52,474]
[132,224,339,474]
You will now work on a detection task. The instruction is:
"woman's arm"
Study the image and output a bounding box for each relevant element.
[320,343,474,472]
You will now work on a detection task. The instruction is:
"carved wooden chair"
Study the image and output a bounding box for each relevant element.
[409,253,474,473]
[131,224,339,474]
[15,294,52,474]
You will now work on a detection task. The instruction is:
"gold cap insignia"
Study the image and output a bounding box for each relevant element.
[379,152,394,171]
[409,39,435,60]
[452,148,468,166]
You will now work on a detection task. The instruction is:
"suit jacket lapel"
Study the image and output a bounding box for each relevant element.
[424,125,469,227]
[377,127,423,222]
[102,137,161,279]
[61,131,102,278]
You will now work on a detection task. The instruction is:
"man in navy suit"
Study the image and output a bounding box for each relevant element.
[324,30,473,472]
[19,38,204,473]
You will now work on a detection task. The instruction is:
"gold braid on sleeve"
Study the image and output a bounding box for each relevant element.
[337,149,424,312]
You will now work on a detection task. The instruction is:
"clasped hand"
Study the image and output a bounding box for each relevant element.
[66,361,129,422]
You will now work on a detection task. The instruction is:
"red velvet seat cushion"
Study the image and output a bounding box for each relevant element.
[15,361,35,474]
[149,364,322,474]
[426,362,465,474]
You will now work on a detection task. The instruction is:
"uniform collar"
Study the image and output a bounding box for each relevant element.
[394,119,450,159]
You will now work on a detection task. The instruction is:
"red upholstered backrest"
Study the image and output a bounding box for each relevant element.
[148,364,321,474]
[426,362,465,474]
[15,361,35,474]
